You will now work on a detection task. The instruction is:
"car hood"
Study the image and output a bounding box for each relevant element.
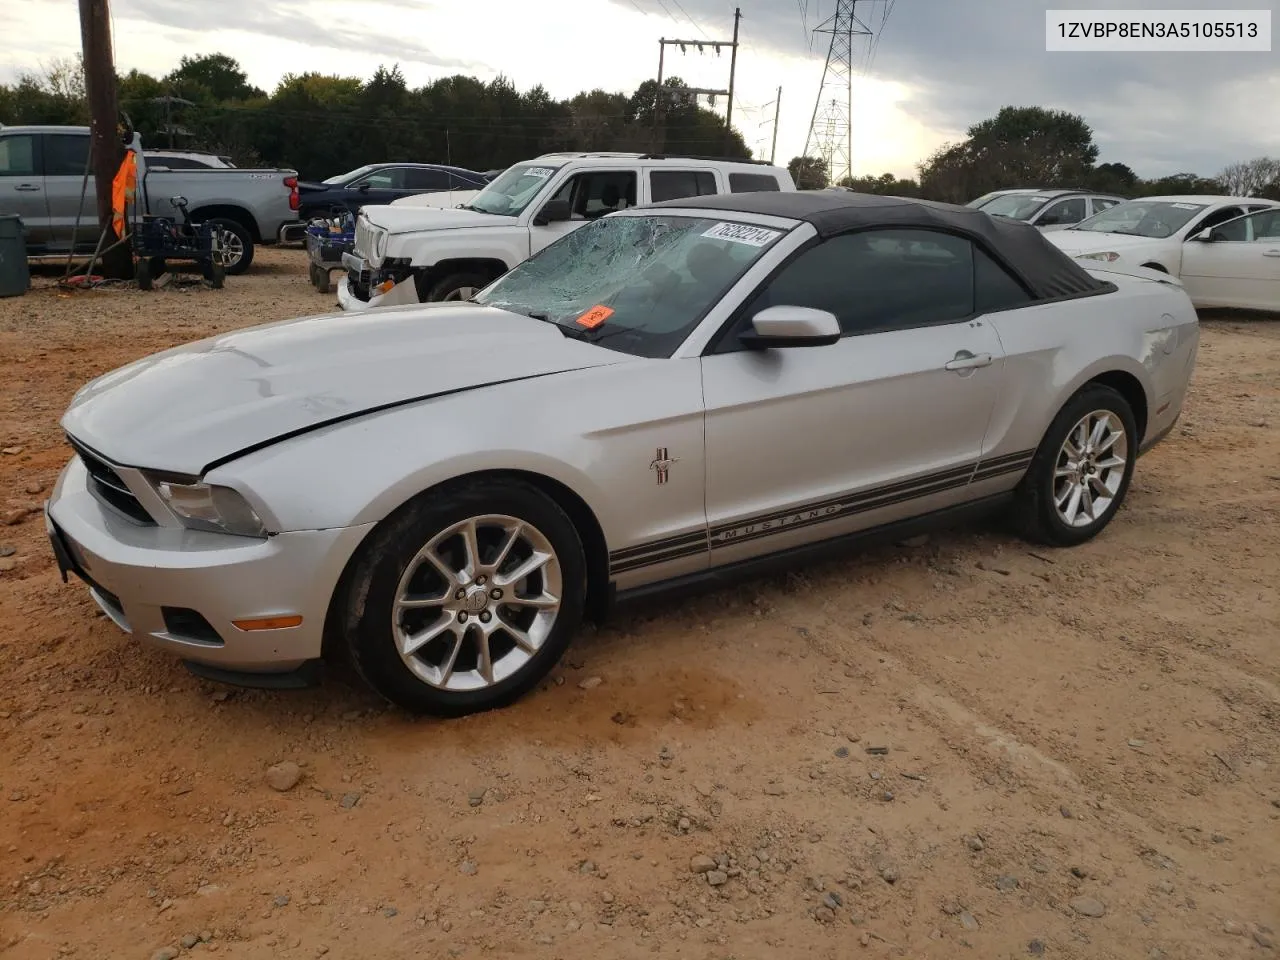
[62,304,626,475]
[1046,230,1165,254]
[360,204,507,233]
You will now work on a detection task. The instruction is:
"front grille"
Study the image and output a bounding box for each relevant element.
[354,216,381,262]
[66,435,156,526]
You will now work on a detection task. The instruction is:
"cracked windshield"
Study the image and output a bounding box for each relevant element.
[475,214,784,357]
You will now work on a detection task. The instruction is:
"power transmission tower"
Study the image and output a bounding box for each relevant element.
[802,0,872,185]
[651,11,741,154]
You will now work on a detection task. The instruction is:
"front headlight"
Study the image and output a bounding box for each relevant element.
[148,477,267,538]
[1077,251,1120,262]
[373,229,387,261]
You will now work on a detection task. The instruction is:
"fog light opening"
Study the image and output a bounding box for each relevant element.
[232,615,304,632]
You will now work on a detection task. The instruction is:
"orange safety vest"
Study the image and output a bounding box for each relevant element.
[111,149,137,239]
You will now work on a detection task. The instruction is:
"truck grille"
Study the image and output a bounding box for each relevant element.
[354,216,383,263]
[66,435,156,526]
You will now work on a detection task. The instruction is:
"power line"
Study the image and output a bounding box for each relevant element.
[666,0,711,39]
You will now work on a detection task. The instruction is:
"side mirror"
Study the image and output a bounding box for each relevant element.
[357,182,371,193]
[1189,227,1214,242]
[533,198,571,226]
[738,305,841,349]
[1037,213,1060,226]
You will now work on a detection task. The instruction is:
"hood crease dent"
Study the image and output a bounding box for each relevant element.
[61,304,626,475]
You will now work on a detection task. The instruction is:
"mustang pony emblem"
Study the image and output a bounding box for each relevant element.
[650,447,679,485]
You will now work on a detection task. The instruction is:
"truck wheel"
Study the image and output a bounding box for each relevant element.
[426,271,492,302]
[209,218,255,275]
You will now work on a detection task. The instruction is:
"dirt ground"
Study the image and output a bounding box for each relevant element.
[0,248,1277,960]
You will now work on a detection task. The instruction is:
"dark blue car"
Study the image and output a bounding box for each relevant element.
[296,163,493,220]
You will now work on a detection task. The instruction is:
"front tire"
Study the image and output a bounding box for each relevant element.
[425,270,492,302]
[1012,383,1138,547]
[340,480,586,716]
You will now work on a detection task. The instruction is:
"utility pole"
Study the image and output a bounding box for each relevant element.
[79,0,131,279]
[724,7,741,152]
[651,38,666,152]
[770,87,781,164]
[651,26,739,156]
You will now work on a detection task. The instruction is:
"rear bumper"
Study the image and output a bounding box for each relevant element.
[278,221,307,243]
[46,456,374,673]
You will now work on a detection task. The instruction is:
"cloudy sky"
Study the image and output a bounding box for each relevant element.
[2,0,1277,179]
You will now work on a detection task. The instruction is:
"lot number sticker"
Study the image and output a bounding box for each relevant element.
[526,167,554,179]
[702,222,782,246]
[1170,203,1200,210]
[576,304,614,329]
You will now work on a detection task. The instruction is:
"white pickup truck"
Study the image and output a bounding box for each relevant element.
[337,152,796,309]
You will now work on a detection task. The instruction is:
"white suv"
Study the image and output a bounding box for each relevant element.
[337,152,796,310]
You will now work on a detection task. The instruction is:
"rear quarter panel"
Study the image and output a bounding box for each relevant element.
[979,277,1198,470]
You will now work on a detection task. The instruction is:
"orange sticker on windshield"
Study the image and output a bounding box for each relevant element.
[576,304,614,329]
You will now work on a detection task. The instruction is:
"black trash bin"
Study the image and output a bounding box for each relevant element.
[0,215,30,298]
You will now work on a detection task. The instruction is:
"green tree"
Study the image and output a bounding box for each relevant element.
[788,156,829,189]
[839,171,919,195]
[164,53,263,102]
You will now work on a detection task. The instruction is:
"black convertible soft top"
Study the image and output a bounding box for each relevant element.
[650,190,1112,301]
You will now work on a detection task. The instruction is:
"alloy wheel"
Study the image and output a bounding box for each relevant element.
[391,514,562,691]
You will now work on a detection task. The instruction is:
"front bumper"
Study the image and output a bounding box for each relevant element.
[46,456,373,673]
[336,273,421,312]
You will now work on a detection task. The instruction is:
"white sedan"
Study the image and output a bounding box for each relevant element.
[1178,207,1280,311]
[1046,195,1280,307]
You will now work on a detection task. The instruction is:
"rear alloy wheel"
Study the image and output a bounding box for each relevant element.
[208,218,255,275]
[1012,383,1137,547]
[426,271,492,302]
[341,481,585,715]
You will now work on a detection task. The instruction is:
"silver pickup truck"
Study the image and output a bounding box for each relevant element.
[0,124,301,274]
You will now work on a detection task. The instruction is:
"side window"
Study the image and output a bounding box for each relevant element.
[1253,210,1280,240]
[649,170,718,203]
[43,135,91,176]
[729,172,780,193]
[1039,197,1087,225]
[0,135,37,176]
[735,229,975,341]
[549,171,637,220]
[1209,214,1250,242]
[1190,205,1246,235]
[1092,198,1120,213]
[403,168,450,190]
[448,172,483,189]
[974,248,1033,313]
[353,170,399,189]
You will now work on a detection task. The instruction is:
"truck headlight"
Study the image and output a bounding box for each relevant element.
[147,476,267,538]
[373,230,387,261]
[1077,251,1120,262]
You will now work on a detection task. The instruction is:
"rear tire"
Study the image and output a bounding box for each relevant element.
[208,217,255,275]
[425,271,492,302]
[1011,383,1138,547]
[339,479,586,716]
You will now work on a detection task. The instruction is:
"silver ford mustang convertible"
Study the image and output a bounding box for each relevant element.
[46,191,1199,715]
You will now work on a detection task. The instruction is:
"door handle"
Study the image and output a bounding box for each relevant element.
[945,351,993,372]
[14,183,40,192]
[1263,249,1280,258]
